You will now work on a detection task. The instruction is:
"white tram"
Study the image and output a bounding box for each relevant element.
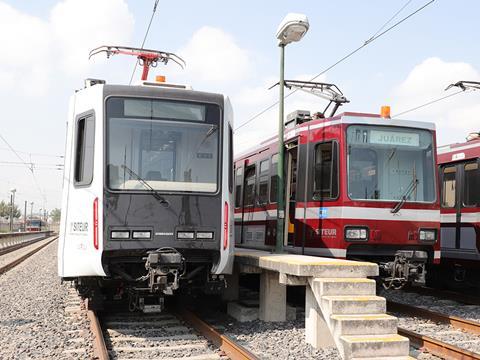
[58,47,234,310]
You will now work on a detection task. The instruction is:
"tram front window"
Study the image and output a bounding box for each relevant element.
[106,97,220,193]
[346,125,436,202]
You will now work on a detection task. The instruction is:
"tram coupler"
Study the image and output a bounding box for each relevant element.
[380,250,428,289]
[144,247,185,295]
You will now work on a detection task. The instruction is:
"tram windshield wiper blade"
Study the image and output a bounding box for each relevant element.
[391,179,419,214]
[121,164,168,204]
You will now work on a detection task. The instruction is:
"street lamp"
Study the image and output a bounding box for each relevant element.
[9,189,16,232]
[275,13,309,253]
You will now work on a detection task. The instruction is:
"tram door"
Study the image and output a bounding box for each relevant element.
[440,161,480,268]
[240,165,257,245]
[284,141,298,247]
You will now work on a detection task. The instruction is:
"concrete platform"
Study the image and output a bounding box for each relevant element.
[233,247,409,359]
[235,248,379,278]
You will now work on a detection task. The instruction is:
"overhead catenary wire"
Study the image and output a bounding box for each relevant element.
[392,89,470,118]
[128,0,160,85]
[0,133,48,203]
[0,147,63,158]
[234,0,436,132]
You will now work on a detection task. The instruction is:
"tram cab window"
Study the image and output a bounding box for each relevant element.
[235,167,243,208]
[313,142,338,199]
[270,154,278,203]
[74,114,95,186]
[441,166,456,208]
[106,98,220,193]
[258,160,270,204]
[346,125,436,202]
[348,148,377,200]
[464,162,479,206]
[244,166,256,206]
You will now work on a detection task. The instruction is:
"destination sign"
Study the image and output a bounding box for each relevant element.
[369,130,419,147]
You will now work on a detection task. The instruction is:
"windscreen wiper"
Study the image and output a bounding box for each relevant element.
[121,164,169,205]
[391,179,419,214]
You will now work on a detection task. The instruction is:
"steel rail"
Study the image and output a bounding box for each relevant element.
[398,327,480,360]
[178,309,260,360]
[0,236,58,275]
[0,237,48,256]
[407,286,480,306]
[86,301,109,360]
[388,300,480,335]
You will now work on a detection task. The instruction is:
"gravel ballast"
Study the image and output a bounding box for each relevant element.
[222,311,341,360]
[0,240,92,359]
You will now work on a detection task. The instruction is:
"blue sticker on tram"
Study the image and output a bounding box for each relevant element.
[319,207,328,219]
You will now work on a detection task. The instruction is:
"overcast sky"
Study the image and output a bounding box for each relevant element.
[0,0,479,212]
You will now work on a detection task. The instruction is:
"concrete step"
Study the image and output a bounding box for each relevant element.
[311,278,376,296]
[330,313,397,336]
[321,295,386,315]
[341,334,409,358]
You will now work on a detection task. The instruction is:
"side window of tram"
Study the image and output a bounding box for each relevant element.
[441,166,456,208]
[74,115,95,186]
[270,154,278,203]
[258,160,270,204]
[464,162,480,206]
[234,167,243,208]
[313,142,338,199]
[229,126,234,193]
[244,166,256,206]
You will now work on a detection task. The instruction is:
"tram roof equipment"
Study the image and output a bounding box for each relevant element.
[89,45,186,81]
[269,80,349,119]
[445,80,480,91]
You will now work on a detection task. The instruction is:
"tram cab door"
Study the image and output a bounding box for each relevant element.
[240,164,257,245]
[284,141,298,247]
[441,161,480,271]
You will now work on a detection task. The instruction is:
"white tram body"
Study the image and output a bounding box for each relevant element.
[58,79,234,307]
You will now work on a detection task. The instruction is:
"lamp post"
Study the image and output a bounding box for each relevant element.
[274,13,309,253]
[9,189,16,232]
[30,202,34,230]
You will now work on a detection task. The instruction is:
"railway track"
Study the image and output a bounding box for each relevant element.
[0,236,47,256]
[0,235,58,275]
[88,305,259,360]
[387,300,480,359]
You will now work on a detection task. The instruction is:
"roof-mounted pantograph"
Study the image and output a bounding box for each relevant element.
[89,45,186,81]
[445,80,480,91]
[269,80,349,118]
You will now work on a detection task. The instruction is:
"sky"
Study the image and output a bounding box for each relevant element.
[0,0,479,212]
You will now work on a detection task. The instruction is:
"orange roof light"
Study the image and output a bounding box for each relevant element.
[155,75,166,83]
[380,105,391,118]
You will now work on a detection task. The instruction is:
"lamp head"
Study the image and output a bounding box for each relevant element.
[276,13,309,46]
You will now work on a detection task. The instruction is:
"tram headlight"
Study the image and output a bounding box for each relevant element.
[344,227,369,241]
[177,231,195,239]
[196,231,214,240]
[111,230,130,239]
[132,231,151,239]
[419,229,437,242]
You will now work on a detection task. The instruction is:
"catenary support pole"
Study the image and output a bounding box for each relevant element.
[276,44,286,253]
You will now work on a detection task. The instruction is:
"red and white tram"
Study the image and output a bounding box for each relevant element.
[234,107,440,288]
[437,133,480,286]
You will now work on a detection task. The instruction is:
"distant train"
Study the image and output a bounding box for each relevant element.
[235,99,440,289]
[26,218,46,232]
[436,132,480,287]
[58,46,234,311]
